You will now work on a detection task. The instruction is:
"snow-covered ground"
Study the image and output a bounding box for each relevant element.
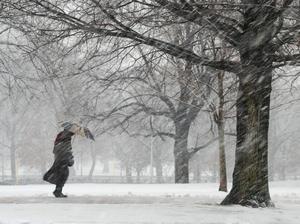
[0,181,300,224]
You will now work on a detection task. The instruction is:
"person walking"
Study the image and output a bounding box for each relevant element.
[43,129,75,198]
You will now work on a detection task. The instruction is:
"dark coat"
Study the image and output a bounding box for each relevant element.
[43,130,74,185]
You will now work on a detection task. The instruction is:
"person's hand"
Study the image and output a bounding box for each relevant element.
[68,159,74,167]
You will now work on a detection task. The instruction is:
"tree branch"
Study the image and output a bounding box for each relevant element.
[12,1,240,73]
[188,136,218,157]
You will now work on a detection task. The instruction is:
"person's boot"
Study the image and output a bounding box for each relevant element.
[53,186,67,198]
[59,192,68,197]
[53,189,61,197]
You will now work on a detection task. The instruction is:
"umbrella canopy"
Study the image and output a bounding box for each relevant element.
[61,122,95,141]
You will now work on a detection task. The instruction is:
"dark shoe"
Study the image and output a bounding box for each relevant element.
[53,190,61,198]
[53,191,68,198]
[59,192,68,197]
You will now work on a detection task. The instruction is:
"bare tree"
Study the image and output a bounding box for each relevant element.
[4,0,300,206]
[95,44,217,183]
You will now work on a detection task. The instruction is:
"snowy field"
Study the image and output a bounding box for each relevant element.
[0,181,300,224]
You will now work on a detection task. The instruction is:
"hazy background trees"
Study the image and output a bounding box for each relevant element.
[0,0,299,208]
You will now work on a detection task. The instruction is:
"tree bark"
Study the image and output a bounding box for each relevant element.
[174,123,190,183]
[174,152,189,183]
[217,71,228,192]
[218,121,227,191]
[221,57,273,207]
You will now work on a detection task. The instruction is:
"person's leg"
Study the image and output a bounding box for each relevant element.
[53,186,63,197]
[53,166,69,197]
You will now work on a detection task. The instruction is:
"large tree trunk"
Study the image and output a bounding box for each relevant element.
[217,71,227,192]
[221,58,273,207]
[174,123,190,183]
[218,122,227,191]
